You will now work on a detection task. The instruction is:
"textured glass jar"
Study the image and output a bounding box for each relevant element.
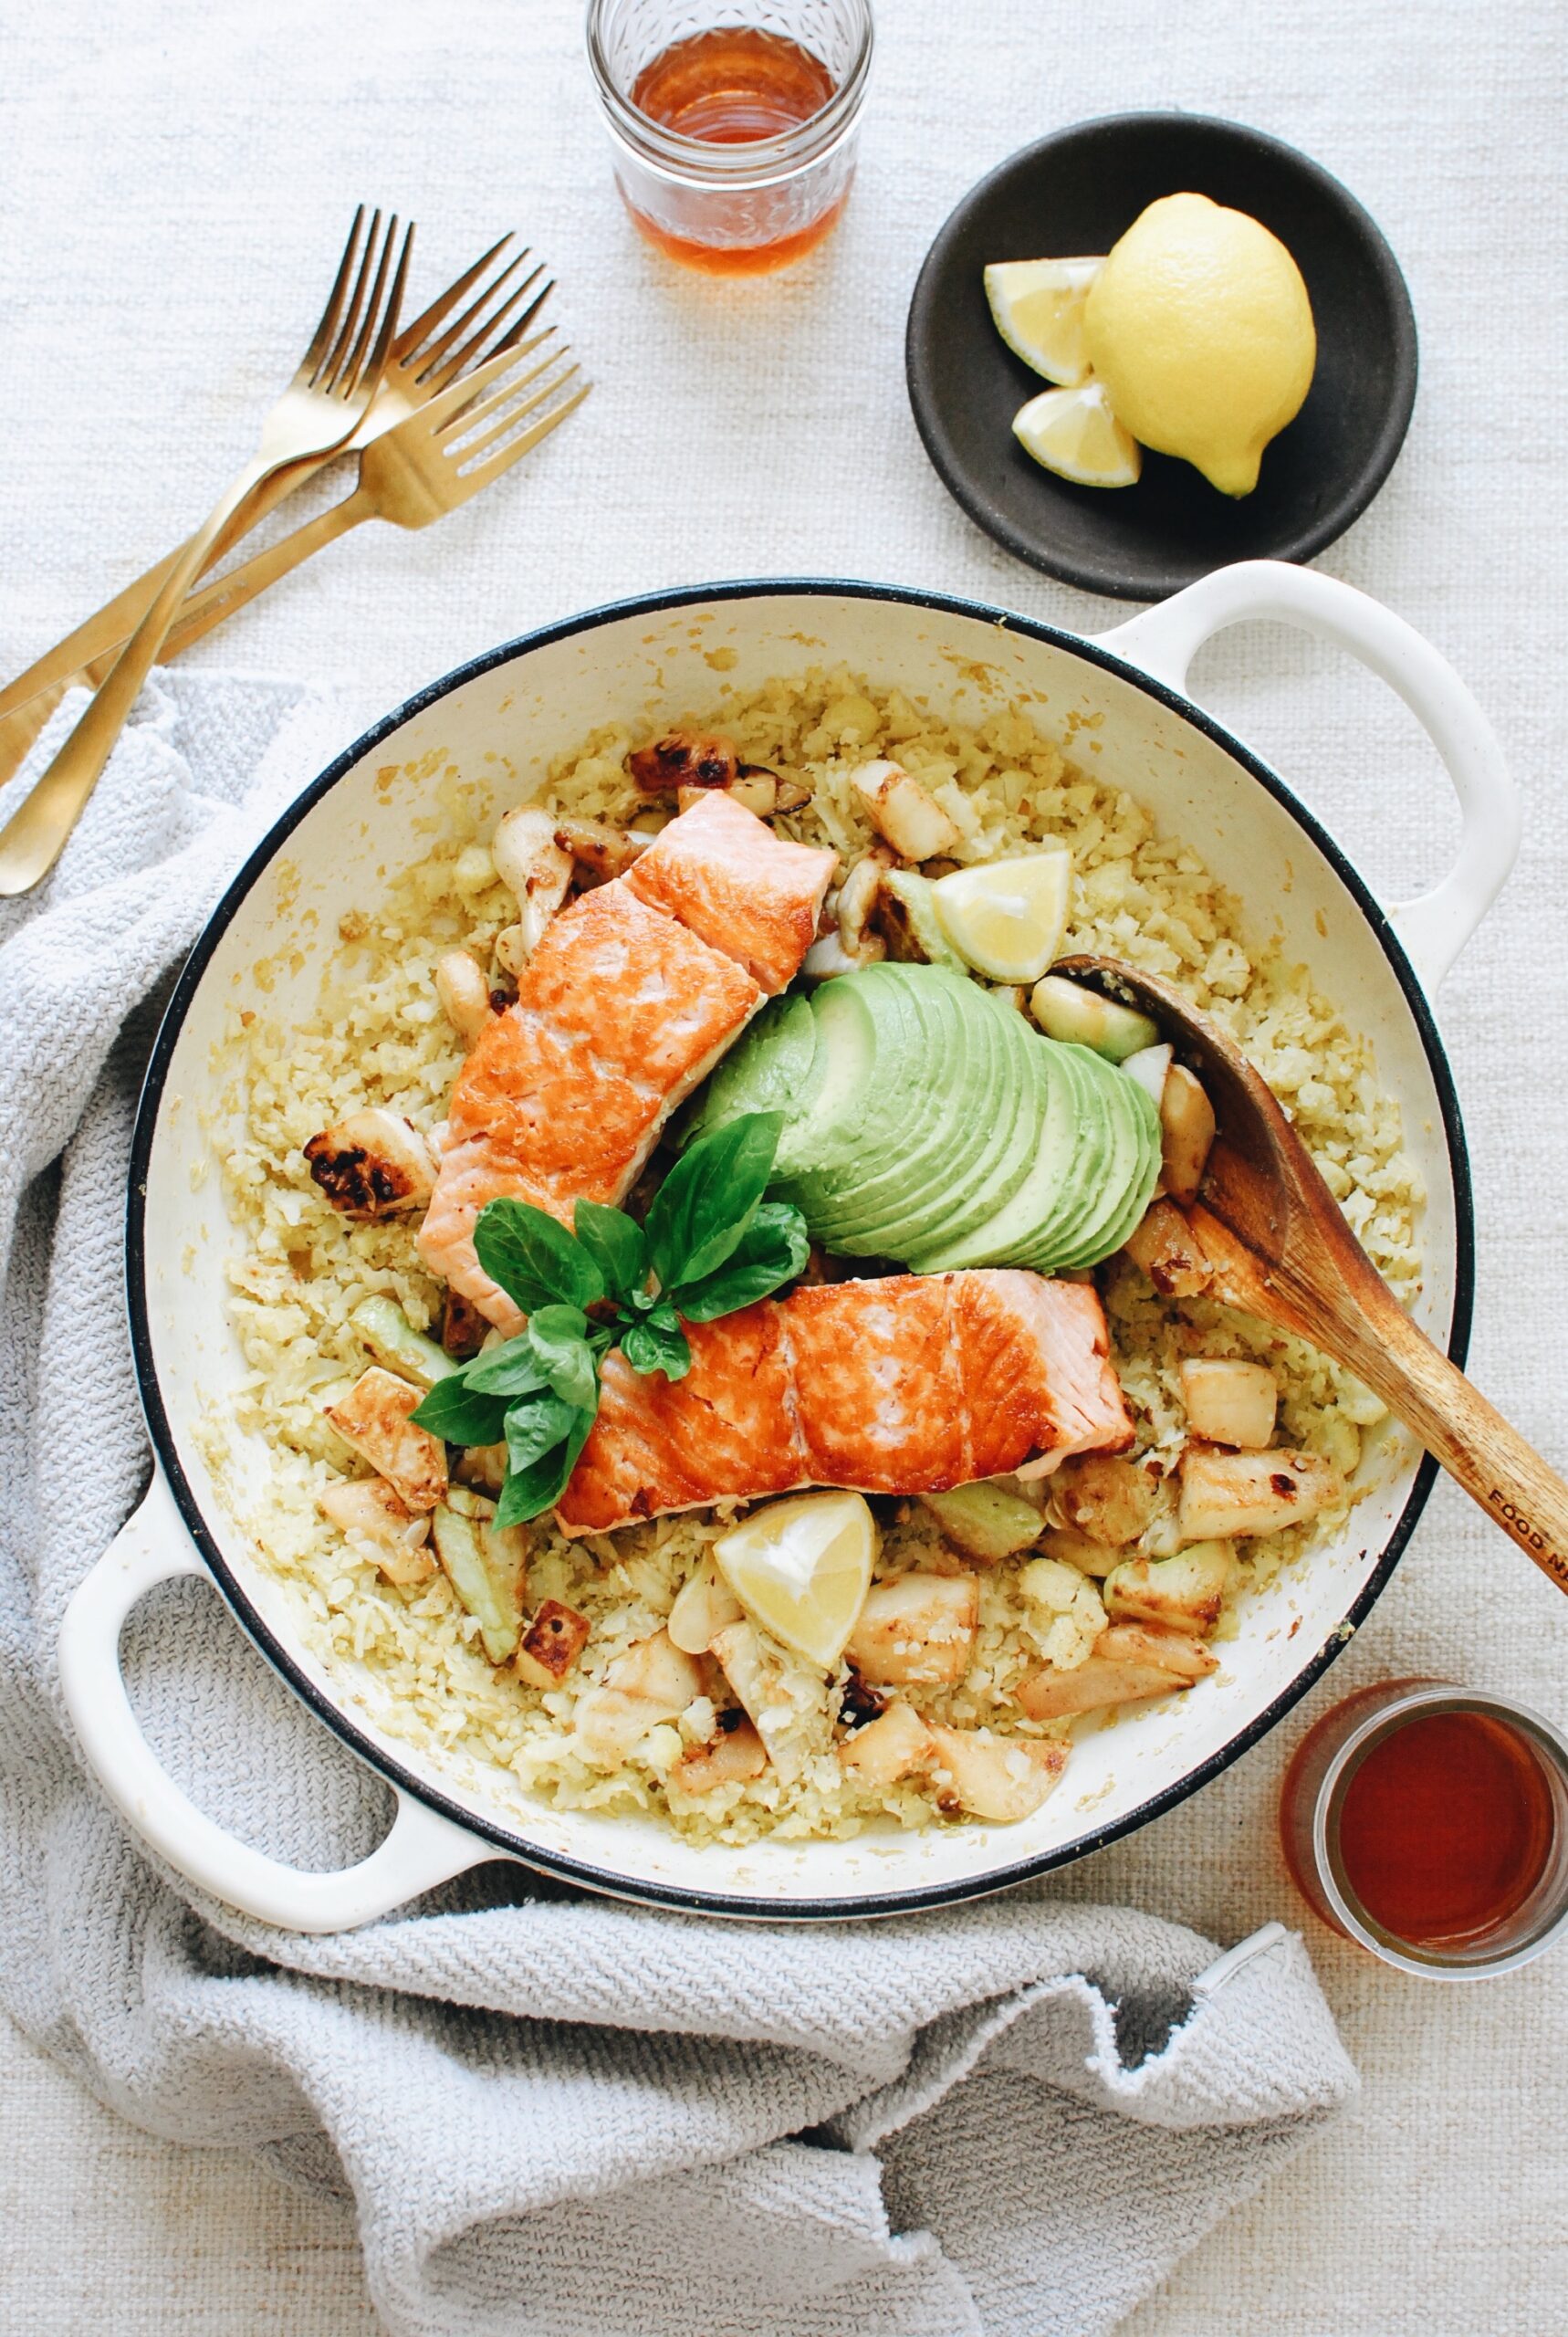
[586,1,873,274]
[1280,1679,1568,1979]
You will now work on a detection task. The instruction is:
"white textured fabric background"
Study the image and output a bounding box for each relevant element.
[1,0,1564,2330]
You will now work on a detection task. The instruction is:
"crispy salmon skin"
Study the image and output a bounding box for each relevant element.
[558,1270,1133,1531]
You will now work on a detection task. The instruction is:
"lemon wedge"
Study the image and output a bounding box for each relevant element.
[712,1491,877,1670]
[1082,193,1315,497]
[1012,383,1142,489]
[983,257,1103,386]
[932,847,1073,983]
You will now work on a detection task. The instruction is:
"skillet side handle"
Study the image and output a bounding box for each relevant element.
[58,1468,497,1934]
[1093,561,1519,993]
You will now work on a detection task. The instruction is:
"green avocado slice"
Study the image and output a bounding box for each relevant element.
[911,1034,1076,1272]
[897,997,1045,1265]
[1048,1051,1162,1269]
[800,968,1002,1252]
[684,991,821,1148]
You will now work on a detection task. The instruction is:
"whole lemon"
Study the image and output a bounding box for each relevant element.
[1082,193,1316,497]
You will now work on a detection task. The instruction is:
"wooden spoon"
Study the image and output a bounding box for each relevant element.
[1057,954,1568,1596]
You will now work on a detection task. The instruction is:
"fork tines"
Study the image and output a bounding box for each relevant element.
[440,341,588,480]
[308,208,416,395]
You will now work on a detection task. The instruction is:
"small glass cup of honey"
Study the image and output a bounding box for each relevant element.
[1281,1680,1568,1979]
[586,1,874,275]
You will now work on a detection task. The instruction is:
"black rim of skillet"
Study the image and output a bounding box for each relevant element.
[126,577,1472,1923]
[905,113,1420,600]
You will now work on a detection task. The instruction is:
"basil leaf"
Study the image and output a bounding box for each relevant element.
[645,1111,782,1293]
[410,1376,510,1445]
[504,1391,580,1472]
[526,1312,598,1411]
[495,1404,597,1527]
[676,1200,811,1322]
[474,1199,604,1314]
[464,1336,550,1398]
[621,1315,693,1382]
[573,1200,647,1305]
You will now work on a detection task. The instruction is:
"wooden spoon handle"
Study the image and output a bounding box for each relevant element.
[1316,1298,1568,1596]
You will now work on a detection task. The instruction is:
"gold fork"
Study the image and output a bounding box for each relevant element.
[0,257,581,778]
[0,231,550,761]
[0,206,413,896]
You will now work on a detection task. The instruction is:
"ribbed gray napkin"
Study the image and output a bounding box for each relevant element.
[0,673,1358,2337]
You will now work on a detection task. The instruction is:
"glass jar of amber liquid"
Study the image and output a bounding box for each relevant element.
[1280,1680,1568,1978]
[587,1,873,275]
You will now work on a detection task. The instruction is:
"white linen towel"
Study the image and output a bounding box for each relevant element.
[0,674,1357,2337]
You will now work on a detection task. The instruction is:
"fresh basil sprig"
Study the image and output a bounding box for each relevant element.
[411,1113,806,1527]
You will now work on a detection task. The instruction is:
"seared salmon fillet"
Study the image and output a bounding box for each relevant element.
[418,881,761,1328]
[622,789,837,995]
[949,1271,1133,1480]
[786,1275,966,1493]
[418,795,833,1331]
[565,1303,805,1530]
[558,1270,1133,1531]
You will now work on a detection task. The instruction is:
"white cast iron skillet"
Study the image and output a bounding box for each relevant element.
[60,561,1516,1932]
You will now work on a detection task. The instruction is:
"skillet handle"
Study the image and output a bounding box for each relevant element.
[1093,560,1519,992]
[57,1468,496,1934]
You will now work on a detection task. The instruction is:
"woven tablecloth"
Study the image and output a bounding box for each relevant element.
[2,0,1565,2329]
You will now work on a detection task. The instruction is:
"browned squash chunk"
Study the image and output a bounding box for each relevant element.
[516,1599,591,1691]
[842,1574,978,1688]
[925,1727,1067,1822]
[1052,1454,1157,1549]
[1014,1621,1218,1719]
[1178,1446,1345,1541]
[1123,1198,1212,1297]
[323,1368,447,1513]
[836,1699,935,1789]
[304,1110,436,1218]
[674,1715,768,1794]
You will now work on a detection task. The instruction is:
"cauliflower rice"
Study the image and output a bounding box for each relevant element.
[202,670,1419,1844]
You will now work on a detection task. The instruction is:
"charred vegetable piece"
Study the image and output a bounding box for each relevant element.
[667,1558,745,1656]
[1123,1198,1212,1297]
[925,1726,1066,1822]
[842,1574,978,1689]
[316,1479,435,1587]
[850,760,961,862]
[835,1698,933,1789]
[442,1289,490,1360]
[1159,1063,1217,1206]
[872,867,965,968]
[552,815,654,881]
[630,732,738,795]
[918,1482,1041,1563]
[574,1630,708,1768]
[1051,1454,1157,1549]
[324,1368,447,1513]
[1179,1357,1277,1449]
[1103,1543,1231,1635]
[434,951,494,1043]
[1029,975,1159,1063]
[1178,1447,1345,1540]
[515,1598,591,1690]
[491,808,573,955]
[674,1714,768,1794]
[1014,1620,1217,1719]
[304,1110,436,1218]
[350,1296,458,1391]
[432,1491,528,1663]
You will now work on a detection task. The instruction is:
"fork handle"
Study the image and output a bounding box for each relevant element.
[0,452,281,896]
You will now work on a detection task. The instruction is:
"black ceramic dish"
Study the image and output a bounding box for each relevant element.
[906,113,1418,600]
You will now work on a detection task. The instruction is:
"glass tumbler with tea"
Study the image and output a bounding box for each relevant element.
[586,1,874,275]
[1280,1679,1568,1979]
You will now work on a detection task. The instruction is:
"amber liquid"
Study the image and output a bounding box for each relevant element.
[1328,1711,1555,1946]
[627,27,847,275]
